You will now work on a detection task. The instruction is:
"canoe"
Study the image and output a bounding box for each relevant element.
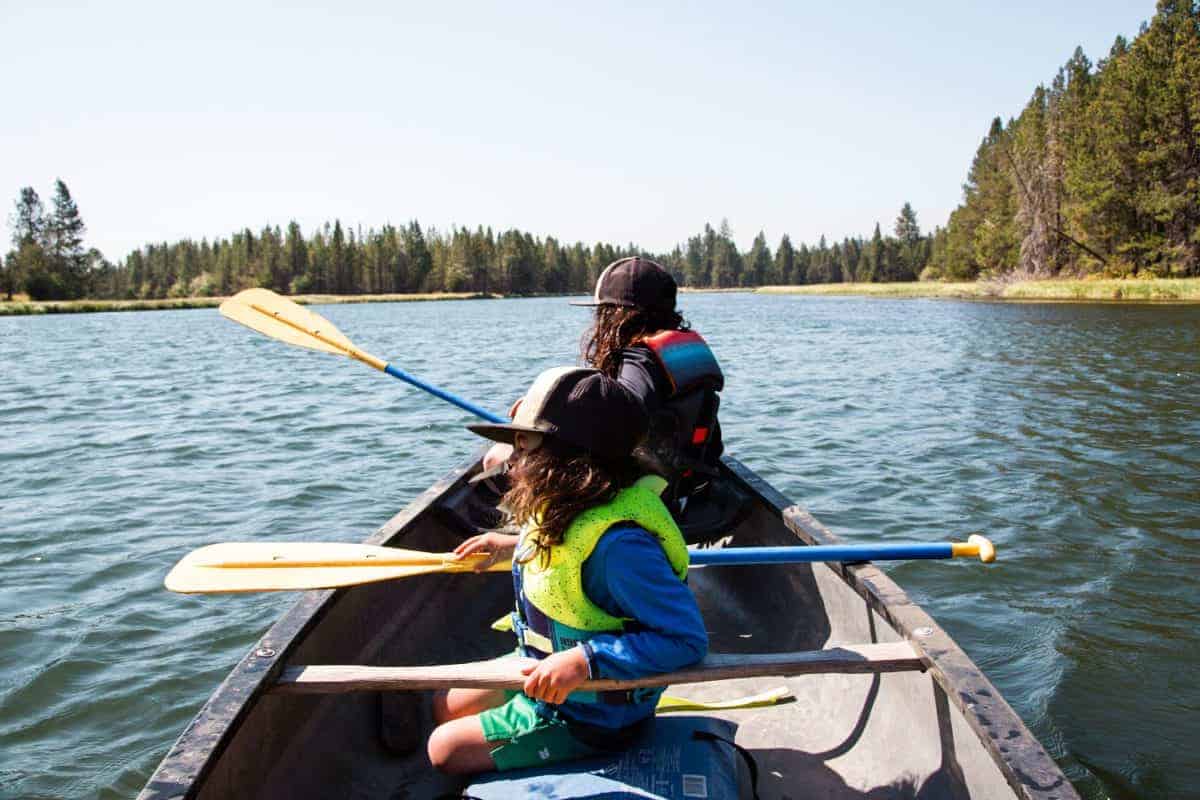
[139,456,1076,799]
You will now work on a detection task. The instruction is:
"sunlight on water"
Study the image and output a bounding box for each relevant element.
[0,295,1196,799]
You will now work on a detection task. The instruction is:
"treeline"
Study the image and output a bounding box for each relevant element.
[4,182,935,299]
[100,207,931,299]
[2,181,109,300]
[926,0,1200,280]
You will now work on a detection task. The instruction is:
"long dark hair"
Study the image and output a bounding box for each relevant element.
[504,437,640,566]
[582,305,688,377]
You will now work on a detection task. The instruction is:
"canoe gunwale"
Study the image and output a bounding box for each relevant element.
[140,453,1076,800]
[723,457,1075,800]
[136,454,483,800]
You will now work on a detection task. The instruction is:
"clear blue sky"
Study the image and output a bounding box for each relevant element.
[0,0,1154,261]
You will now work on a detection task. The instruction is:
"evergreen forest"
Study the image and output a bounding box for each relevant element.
[4,1,1197,302]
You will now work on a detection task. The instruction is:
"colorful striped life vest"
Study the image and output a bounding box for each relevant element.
[636,330,724,507]
[640,330,725,398]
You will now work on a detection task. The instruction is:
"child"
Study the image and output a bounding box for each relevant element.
[428,366,708,775]
[482,257,724,516]
[575,256,725,513]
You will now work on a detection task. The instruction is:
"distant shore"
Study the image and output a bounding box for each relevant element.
[0,292,493,316]
[3,278,1199,316]
[757,277,1200,302]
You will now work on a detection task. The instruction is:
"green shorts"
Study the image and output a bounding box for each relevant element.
[478,693,606,772]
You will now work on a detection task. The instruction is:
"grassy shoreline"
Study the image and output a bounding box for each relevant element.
[0,292,493,316]
[3,278,1198,316]
[758,277,1200,302]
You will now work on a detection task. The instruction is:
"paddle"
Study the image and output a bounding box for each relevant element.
[272,642,925,694]
[165,536,995,594]
[219,288,504,423]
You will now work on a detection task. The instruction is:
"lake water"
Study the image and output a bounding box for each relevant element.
[1,294,1197,799]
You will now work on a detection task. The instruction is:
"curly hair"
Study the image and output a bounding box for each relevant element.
[504,438,641,567]
[582,305,689,377]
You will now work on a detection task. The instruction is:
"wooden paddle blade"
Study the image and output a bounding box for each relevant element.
[165,560,446,593]
[164,542,509,594]
[219,289,356,358]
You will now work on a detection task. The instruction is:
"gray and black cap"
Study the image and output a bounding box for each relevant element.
[570,256,677,314]
[467,366,648,461]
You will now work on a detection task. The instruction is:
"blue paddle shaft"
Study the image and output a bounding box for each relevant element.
[384,363,505,424]
[689,543,954,566]
[371,366,970,567]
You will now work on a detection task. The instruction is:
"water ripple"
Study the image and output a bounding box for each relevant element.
[0,297,1197,799]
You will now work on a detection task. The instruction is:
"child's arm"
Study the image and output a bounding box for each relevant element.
[580,527,708,679]
[519,648,590,705]
[450,531,518,571]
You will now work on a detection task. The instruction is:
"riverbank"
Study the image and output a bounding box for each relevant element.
[0,292,492,316]
[757,277,1200,301]
[4,277,1198,316]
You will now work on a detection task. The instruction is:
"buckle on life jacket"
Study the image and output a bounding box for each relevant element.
[512,614,553,658]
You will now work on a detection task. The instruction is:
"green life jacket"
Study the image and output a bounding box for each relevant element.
[501,475,690,664]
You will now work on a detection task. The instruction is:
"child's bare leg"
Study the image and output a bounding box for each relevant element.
[432,688,508,724]
[427,714,497,774]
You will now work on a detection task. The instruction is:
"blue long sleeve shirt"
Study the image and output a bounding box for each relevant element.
[550,524,708,729]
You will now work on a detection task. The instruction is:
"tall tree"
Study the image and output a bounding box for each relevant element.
[893,202,922,280]
[283,222,308,292]
[746,230,772,286]
[773,234,794,285]
[5,187,46,299]
[10,187,44,246]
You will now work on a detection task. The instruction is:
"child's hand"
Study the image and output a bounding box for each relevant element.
[451,532,518,571]
[520,647,589,705]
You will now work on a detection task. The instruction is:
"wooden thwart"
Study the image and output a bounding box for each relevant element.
[272,641,924,694]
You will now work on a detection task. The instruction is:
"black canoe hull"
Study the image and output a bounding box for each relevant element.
[140,456,1075,800]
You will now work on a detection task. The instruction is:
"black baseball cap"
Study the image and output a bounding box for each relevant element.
[570,257,677,314]
[467,367,648,461]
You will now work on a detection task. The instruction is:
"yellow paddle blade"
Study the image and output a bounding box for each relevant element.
[165,542,511,594]
[656,686,794,713]
[219,289,374,363]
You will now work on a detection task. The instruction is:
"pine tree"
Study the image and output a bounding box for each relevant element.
[865,224,884,282]
[1132,0,1200,273]
[403,221,433,292]
[10,187,44,247]
[710,221,742,287]
[684,235,705,286]
[793,244,810,285]
[893,202,922,280]
[842,237,860,282]
[329,221,347,293]
[5,187,46,299]
[773,234,794,285]
[829,242,844,283]
[283,222,308,292]
[746,231,772,286]
[35,181,89,298]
